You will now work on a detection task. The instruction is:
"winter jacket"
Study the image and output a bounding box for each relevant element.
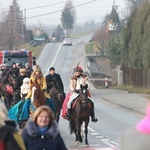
[0,120,26,150]
[25,67,33,78]
[46,73,64,92]
[26,72,49,98]
[21,119,67,150]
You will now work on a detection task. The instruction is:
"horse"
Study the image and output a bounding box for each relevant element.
[29,82,47,115]
[69,84,91,146]
[9,80,56,129]
[1,71,21,109]
[48,81,65,123]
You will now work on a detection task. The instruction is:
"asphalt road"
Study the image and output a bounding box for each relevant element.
[34,34,142,150]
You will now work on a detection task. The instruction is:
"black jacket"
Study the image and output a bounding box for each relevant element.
[46,73,64,92]
[0,120,26,150]
[25,67,33,78]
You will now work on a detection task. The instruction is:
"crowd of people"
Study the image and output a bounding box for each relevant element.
[0,62,99,149]
[0,102,67,150]
[1,61,150,150]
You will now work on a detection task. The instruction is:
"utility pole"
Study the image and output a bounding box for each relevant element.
[21,11,24,43]
[24,9,26,32]
[113,0,115,8]
[13,1,16,50]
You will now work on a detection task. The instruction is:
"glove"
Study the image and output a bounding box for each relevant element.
[43,89,46,92]
[73,89,80,93]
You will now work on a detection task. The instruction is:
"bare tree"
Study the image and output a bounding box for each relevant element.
[0,0,23,49]
[93,28,110,57]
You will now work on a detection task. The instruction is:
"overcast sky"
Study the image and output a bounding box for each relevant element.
[0,0,127,26]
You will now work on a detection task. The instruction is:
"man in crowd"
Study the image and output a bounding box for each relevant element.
[46,67,64,93]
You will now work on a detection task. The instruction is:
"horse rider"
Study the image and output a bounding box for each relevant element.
[20,77,30,100]
[25,65,50,99]
[0,64,9,78]
[65,66,98,122]
[19,68,28,86]
[46,67,64,93]
[16,63,22,69]
[25,62,33,78]
[10,62,19,75]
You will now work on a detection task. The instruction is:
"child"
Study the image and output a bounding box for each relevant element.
[20,77,30,99]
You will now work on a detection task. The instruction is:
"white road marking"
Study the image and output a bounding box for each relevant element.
[37,43,50,63]
[45,43,62,75]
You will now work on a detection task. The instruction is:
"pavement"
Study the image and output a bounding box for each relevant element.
[90,83,149,116]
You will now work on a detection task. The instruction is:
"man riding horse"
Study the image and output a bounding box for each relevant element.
[46,67,64,94]
[1,68,21,109]
[64,65,98,122]
[46,67,65,122]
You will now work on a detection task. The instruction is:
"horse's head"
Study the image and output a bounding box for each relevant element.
[79,84,89,107]
[31,83,46,108]
[8,74,20,90]
[49,84,64,102]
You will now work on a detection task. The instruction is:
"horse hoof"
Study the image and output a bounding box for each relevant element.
[75,141,80,146]
[85,143,89,147]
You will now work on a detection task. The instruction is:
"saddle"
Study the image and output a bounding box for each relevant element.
[71,96,92,109]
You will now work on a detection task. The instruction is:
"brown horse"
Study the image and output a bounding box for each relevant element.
[69,84,91,146]
[18,80,55,129]
[49,81,65,123]
[30,81,46,115]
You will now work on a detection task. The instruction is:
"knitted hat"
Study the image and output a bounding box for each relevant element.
[136,105,150,133]
[33,65,41,72]
[25,62,30,67]
[49,67,55,71]
[23,77,30,83]
[19,68,27,73]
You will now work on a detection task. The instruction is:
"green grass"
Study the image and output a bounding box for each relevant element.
[71,31,94,39]
[111,85,150,94]
[18,43,46,58]
[85,42,100,53]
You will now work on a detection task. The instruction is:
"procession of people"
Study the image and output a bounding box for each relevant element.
[0,61,99,150]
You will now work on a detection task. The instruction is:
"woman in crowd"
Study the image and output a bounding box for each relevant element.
[25,64,49,99]
[21,105,67,150]
[0,102,26,150]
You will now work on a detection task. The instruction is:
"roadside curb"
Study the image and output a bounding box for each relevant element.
[101,97,145,116]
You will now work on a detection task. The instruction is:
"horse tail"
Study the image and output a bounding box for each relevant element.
[69,117,75,134]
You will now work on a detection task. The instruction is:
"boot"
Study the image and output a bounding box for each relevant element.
[91,107,98,122]
[64,108,71,120]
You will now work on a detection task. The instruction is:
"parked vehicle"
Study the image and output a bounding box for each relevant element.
[63,38,72,46]
[0,49,36,67]
[34,36,45,43]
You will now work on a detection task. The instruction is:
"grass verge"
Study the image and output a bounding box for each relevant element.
[111,85,150,94]
[18,43,46,58]
[85,42,100,53]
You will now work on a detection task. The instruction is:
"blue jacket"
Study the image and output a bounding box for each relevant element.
[21,119,67,150]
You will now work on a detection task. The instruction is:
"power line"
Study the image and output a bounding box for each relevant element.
[25,1,66,10]
[0,1,67,14]
[26,0,97,19]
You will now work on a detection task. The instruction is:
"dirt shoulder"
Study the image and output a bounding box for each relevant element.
[94,56,111,78]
